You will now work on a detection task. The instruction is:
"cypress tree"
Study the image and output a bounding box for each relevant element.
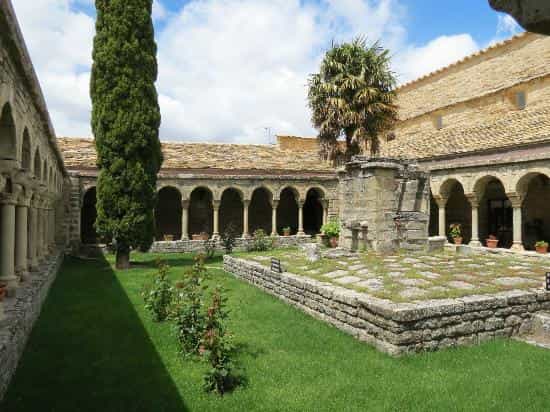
[91,0,162,269]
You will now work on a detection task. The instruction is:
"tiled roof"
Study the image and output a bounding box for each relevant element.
[379,106,550,160]
[56,136,336,174]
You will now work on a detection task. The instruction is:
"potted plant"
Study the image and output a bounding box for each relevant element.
[535,240,549,254]
[0,283,6,301]
[163,234,174,242]
[321,220,340,248]
[449,223,463,245]
[282,227,291,237]
[486,234,499,249]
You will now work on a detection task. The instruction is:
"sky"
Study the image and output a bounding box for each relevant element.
[12,0,522,144]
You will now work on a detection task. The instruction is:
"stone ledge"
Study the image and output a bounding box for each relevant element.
[445,243,550,261]
[0,252,64,401]
[223,255,550,356]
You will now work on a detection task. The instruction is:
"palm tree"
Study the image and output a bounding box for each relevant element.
[308,38,398,162]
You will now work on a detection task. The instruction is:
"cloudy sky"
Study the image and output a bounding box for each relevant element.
[12,0,521,143]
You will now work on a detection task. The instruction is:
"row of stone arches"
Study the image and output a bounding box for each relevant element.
[81,185,328,244]
[430,172,550,250]
[0,102,60,191]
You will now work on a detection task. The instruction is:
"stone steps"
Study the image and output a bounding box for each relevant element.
[517,312,550,349]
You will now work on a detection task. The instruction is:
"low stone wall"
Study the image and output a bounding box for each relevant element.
[150,235,315,254]
[0,252,64,400]
[223,255,550,356]
[446,243,550,261]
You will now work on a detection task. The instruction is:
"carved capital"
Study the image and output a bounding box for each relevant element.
[433,195,448,208]
[465,193,480,208]
[506,192,524,208]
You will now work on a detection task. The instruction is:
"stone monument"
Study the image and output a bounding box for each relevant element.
[338,157,430,253]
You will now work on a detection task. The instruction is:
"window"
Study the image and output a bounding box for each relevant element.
[515,91,526,110]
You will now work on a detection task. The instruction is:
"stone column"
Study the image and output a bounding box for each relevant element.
[435,197,448,239]
[29,198,39,271]
[212,200,220,239]
[181,200,189,240]
[297,200,305,236]
[271,200,278,236]
[0,194,18,291]
[15,197,29,278]
[467,195,481,247]
[509,194,524,251]
[242,200,250,238]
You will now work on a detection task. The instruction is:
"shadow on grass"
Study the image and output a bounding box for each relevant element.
[131,254,223,270]
[1,255,188,412]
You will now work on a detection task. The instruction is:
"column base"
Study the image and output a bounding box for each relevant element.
[511,242,524,252]
[469,240,482,247]
[15,268,29,282]
[271,232,278,237]
[181,236,189,241]
[297,231,306,237]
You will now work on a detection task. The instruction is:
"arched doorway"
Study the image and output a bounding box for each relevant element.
[476,177,512,248]
[303,188,324,235]
[0,103,16,160]
[155,187,182,241]
[249,187,272,234]
[277,187,299,235]
[519,173,550,250]
[219,188,244,236]
[81,187,98,244]
[189,187,213,237]
[442,180,471,243]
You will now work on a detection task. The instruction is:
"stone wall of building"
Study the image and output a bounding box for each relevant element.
[0,252,63,401]
[224,255,550,356]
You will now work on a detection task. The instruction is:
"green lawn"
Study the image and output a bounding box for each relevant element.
[3,252,550,411]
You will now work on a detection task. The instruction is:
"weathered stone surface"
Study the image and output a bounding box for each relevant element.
[301,243,321,263]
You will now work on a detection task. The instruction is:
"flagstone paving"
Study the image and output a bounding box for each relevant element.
[240,247,550,302]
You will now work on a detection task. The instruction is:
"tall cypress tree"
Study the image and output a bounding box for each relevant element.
[91,0,162,269]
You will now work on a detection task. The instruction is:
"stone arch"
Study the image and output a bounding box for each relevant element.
[277,185,300,202]
[249,186,273,235]
[0,102,17,160]
[189,186,213,237]
[21,128,31,170]
[474,175,512,248]
[33,148,41,180]
[155,186,182,241]
[219,187,244,236]
[277,186,299,235]
[442,179,472,243]
[81,186,98,244]
[303,187,324,235]
[517,172,550,250]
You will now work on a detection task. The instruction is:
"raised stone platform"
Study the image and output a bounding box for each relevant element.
[223,255,550,356]
[0,252,64,400]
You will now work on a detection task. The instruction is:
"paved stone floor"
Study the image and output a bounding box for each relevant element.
[244,248,550,302]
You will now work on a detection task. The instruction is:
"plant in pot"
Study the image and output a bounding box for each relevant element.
[449,223,463,245]
[282,227,291,237]
[321,220,340,248]
[486,234,499,249]
[535,240,549,254]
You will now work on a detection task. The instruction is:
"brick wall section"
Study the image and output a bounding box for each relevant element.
[224,255,550,356]
[0,253,64,401]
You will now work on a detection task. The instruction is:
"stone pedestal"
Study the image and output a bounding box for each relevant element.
[338,157,430,253]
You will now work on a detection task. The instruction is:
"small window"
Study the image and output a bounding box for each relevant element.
[434,115,443,130]
[515,91,526,110]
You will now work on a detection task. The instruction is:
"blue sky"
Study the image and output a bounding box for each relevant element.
[14,0,521,143]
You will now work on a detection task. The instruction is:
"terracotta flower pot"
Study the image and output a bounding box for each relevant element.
[453,237,463,245]
[0,284,6,302]
[329,237,339,248]
[536,245,548,254]
[283,230,291,237]
[486,239,499,248]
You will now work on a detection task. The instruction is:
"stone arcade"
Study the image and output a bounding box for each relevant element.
[3,0,550,398]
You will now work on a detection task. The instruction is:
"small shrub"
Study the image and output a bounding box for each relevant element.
[220,222,238,254]
[535,240,549,248]
[172,254,209,356]
[142,260,173,322]
[203,238,216,260]
[449,223,462,239]
[321,220,340,238]
[249,229,273,252]
[201,286,236,395]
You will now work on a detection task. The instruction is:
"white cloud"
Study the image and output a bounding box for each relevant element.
[11,0,503,143]
[497,14,522,37]
[394,34,480,84]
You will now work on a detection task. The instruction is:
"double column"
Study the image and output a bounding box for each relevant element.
[297,200,305,236]
[212,200,220,239]
[508,193,524,251]
[15,191,30,279]
[0,192,18,292]
[181,200,189,240]
[242,200,250,238]
[271,200,278,236]
[466,194,481,247]
[434,196,448,239]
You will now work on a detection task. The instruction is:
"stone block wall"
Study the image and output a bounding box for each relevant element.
[224,255,550,356]
[0,253,64,401]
